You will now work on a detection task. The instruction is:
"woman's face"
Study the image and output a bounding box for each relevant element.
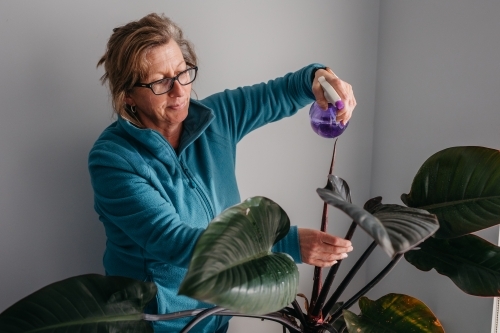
[125,39,192,133]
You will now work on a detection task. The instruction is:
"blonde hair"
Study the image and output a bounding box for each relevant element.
[97,13,197,120]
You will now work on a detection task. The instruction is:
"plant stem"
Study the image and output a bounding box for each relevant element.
[145,309,302,333]
[322,241,377,318]
[179,306,225,333]
[329,139,338,175]
[291,299,307,330]
[311,140,338,308]
[326,254,404,324]
[310,222,357,318]
[310,202,329,308]
[144,310,205,321]
[320,321,347,333]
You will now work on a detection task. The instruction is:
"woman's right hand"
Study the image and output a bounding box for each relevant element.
[312,68,357,125]
[298,228,353,267]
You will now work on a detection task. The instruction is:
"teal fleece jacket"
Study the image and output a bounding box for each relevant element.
[88,63,322,332]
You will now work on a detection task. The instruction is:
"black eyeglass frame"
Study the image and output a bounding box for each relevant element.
[133,64,198,95]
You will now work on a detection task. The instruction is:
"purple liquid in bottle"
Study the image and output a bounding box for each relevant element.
[309,102,348,138]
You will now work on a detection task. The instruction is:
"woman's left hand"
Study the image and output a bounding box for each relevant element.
[312,68,357,125]
[298,228,353,267]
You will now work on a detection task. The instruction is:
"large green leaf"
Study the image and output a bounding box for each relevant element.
[405,234,500,296]
[318,180,439,257]
[0,274,156,333]
[402,146,500,238]
[343,293,444,333]
[179,196,298,315]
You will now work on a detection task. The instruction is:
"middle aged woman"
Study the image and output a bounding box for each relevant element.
[89,13,356,333]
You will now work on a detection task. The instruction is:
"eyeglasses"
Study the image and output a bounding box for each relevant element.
[133,65,198,95]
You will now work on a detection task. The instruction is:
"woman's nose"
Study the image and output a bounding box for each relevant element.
[168,79,185,97]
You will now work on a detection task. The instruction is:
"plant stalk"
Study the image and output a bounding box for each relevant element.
[310,202,329,308]
[291,299,308,330]
[311,140,338,309]
[310,222,357,318]
[326,254,404,324]
[145,309,302,333]
[320,321,346,333]
[179,306,225,333]
[322,241,377,318]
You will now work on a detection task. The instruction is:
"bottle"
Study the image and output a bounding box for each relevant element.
[309,76,348,138]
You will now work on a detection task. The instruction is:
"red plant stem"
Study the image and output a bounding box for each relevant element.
[310,203,328,310]
[326,254,404,324]
[310,222,357,318]
[321,240,377,318]
[309,139,338,314]
[328,139,338,175]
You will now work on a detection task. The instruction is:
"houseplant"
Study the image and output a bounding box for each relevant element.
[1,145,499,333]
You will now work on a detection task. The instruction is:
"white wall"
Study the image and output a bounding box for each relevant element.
[0,1,379,333]
[368,1,500,332]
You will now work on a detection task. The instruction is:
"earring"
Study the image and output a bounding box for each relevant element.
[126,104,136,113]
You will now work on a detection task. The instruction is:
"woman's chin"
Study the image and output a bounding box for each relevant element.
[164,108,189,125]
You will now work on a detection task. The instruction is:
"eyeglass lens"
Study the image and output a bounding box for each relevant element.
[152,68,196,94]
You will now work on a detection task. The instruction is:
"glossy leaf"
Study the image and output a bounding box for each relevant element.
[343,293,444,333]
[179,196,298,315]
[0,274,156,333]
[317,177,394,257]
[318,181,439,257]
[367,198,439,255]
[405,234,500,296]
[402,146,500,238]
[326,174,352,203]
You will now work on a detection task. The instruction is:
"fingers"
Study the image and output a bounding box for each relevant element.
[311,75,330,110]
[334,81,356,125]
[312,68,357,125]
[298,228,354,267]
[320,232,352,248]
[308,258,338,268]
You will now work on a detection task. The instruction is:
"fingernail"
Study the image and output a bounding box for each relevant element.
[348,246,353,252]
[341,253,348,259]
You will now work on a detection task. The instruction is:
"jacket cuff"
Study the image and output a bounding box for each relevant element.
[272,225,302,264]
[309,63,327,84]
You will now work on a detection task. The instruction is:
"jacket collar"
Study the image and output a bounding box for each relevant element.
[118,99,215,158]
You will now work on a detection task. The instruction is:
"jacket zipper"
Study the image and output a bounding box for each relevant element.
[179,159,215,221]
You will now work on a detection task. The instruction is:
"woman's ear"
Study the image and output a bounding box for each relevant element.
[124,92,135,107]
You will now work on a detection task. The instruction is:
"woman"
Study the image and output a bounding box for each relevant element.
[89,13,356,333]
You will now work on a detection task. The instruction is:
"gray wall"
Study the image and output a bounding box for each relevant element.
[367,1,500,332]
[0,1,378,333]
[1,1,498,332]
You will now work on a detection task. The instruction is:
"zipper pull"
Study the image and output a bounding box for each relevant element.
[180,161,196,189]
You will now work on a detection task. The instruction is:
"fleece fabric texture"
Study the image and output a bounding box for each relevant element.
[88,63,323,333]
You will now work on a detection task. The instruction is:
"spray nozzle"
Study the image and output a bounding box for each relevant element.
[318,76,344,110]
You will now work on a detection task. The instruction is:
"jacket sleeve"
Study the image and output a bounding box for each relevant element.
[202,63,324,144]
[89,145,203,269]
[201,64,325,264]
[272,226,302,263]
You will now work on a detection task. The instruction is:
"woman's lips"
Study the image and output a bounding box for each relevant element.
[168,100,186,110]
